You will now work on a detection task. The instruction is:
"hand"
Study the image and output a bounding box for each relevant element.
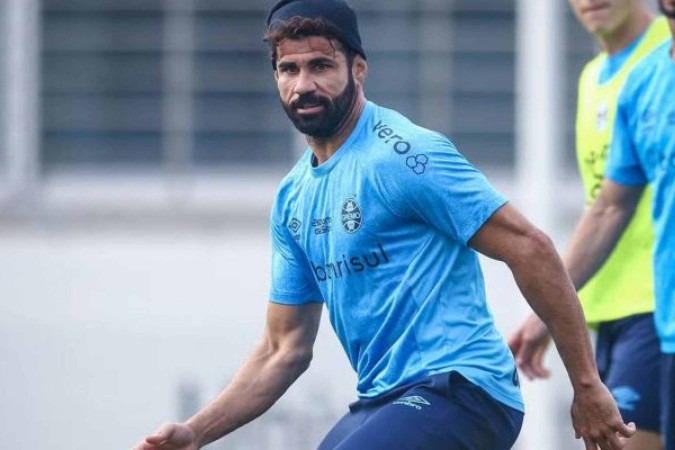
[571,380,636,450]
[131,422,198,450]
[507,312,552,380]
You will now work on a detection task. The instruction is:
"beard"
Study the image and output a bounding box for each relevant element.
[281,74,357,139]
[660,0,675,19]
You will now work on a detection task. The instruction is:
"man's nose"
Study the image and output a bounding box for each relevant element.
[294,70,317,96]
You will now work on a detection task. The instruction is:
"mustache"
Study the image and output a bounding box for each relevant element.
[291,94,330,110]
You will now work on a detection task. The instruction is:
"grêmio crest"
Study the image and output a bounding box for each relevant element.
[341,196,362,233]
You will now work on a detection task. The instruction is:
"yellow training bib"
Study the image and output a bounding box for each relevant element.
[575,17,669,325]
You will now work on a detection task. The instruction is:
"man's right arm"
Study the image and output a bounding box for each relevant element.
[132,301,323,450]
[509,179,644,379]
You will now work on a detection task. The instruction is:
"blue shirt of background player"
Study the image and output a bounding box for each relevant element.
[606,40,675,353]
[269,101,524,412]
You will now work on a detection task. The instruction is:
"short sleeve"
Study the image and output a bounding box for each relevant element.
[269,205,324,305]
[374,134,507,245]
[605,83,648,186]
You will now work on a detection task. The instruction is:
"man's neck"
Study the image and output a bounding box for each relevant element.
[308,95,366,166]
[597,9,654,55]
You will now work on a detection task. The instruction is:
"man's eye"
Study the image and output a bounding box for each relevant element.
[279,66,297,74]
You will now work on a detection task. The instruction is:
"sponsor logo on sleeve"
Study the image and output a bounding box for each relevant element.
[373,120,412,154]
[406,154,428,174]
[373,120,430,175]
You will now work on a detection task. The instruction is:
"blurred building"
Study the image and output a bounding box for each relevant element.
[1,0,595,218]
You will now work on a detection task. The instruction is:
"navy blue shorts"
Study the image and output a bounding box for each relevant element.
[662,353,675,450]
[317,371,523,450]
[595,313,661,432]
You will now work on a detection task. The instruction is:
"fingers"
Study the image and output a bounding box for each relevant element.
[577,422,635,450]
[508,329,535,379]
[603,421,635,450]
[616,421,636,438]
[582,436,596,450]
[131,441,156,450]
[507,327,523,353]
[508,314,552,381]
[604,430,623,450]
[145,434,168,445]
[135,423,176,450]
[580,434,615,450]
[514,339,541,380]
[530,346,551,378]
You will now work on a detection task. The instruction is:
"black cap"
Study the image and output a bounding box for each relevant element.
[266,0,366,60]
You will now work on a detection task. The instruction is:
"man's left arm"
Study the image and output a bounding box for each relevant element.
[469,203,635,450]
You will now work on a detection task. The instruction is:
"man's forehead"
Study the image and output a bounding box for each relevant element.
[276,36,343,61]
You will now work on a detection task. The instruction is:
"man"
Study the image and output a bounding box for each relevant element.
[509,1,668,449]
[511,1,675,449]
[132,1,634,449]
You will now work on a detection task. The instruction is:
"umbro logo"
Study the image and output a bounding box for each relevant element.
[288,218,301,233]
[288,218,302,241]
[611,386,641,412]
[393,395,431,410]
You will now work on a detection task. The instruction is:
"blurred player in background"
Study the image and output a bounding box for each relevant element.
[510,0,669,448]
[510,1,674,449]
[132,1,635,449]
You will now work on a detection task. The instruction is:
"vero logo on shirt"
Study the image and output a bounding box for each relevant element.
[373,120,429,175]
[373,120,412,154]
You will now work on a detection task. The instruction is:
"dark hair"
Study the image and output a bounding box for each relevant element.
[264,16,356,69]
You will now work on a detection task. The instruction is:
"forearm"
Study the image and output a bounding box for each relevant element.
[473,204,635,445]
[508,231,598,389]
[185,339,311,448]
[563,200,635,291]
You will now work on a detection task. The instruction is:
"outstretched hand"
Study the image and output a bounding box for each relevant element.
[131,422,198,450]
[571,380,636,450]
[507,312,552,380]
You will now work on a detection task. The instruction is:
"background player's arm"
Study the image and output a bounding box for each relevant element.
[507,180,644,379]
[470,203,634,448]
[563,179,644,289]
[133,302,322,450]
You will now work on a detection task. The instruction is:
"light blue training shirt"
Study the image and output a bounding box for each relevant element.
[606,40,675,353]
[269,101,523,411]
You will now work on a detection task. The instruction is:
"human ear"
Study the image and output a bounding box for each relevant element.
[353,57,368,84]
